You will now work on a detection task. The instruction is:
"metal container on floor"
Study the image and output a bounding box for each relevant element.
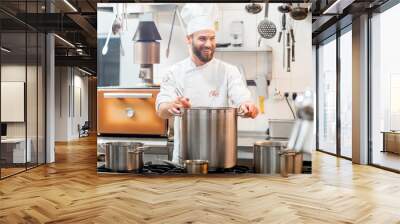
[253,140,288,174]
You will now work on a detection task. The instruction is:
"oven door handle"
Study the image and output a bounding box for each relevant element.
[103,92,153,99]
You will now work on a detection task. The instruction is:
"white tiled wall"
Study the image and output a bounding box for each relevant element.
[213,4,314,132]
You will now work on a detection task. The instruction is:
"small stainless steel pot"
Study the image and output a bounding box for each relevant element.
[184,160,208,174]
[253,140,288,174]
[127,147,145,172]
[104,142,145,172]
[280,150,303,177]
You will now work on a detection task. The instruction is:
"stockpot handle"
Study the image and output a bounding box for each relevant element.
[131,146,149,153]
[171,105,188,117]
[236,107,246,117]
[171,109,183,117]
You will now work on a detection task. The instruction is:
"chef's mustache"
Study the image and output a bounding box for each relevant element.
[200,46,214,51]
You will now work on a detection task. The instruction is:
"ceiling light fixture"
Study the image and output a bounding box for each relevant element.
[54,34,75,48]
[63,0,78,12]
[78,67,92,76]
[322,0,354,15]
[1,47,11,53]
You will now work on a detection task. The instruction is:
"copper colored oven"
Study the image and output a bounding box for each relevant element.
[97,88,167,136]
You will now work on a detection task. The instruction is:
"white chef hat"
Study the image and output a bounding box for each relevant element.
[180,3,219,35]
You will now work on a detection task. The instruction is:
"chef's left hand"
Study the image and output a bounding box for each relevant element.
[239,102,259,119]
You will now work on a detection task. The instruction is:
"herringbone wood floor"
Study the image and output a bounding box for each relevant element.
[1,136,400,224]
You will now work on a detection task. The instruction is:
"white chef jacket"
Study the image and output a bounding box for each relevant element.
[155,57,253,162]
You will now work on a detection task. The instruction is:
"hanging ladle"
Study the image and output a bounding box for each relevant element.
[290,3,308,20]
[245,2,263,14]
[278,4,292,13]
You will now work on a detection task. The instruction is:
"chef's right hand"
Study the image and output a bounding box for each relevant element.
[167,96,191,115]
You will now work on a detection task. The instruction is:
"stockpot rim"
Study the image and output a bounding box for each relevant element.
[254,140,288,147]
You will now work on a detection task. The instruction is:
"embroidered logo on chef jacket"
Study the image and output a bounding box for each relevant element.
[162,75,170,83]
[209,89,219,97]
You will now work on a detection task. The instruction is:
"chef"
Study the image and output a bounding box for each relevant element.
[156,3,259,162]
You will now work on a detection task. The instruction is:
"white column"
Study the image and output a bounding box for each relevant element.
[352,14,369,164]
[46,32,55,163]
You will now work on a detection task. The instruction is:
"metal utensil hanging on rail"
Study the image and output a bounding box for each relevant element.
[166,6,177,58]
[277,12,287,69]
[277,4,296,72]
[290,25,295,62]
[245,1,263,14]
[290,3,308,21]
[257,1,277,40]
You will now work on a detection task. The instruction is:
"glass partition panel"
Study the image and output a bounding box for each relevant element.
[1,31,27,178]
[38,32,45,165]
[339,29,352,158]
[0,0,47,179]
[27,31,38,169]
[317,37,337,155]
[371,4,400,171]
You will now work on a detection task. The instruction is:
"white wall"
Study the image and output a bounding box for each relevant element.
[54,67,89,141]
[1,65,26,140]
[72,73,89,138]
[1,64,46,163]
[55,67,68,141]
[1,65,38,138]
[97,3,314,133]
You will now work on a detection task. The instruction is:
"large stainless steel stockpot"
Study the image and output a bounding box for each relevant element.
[178,107,243,170]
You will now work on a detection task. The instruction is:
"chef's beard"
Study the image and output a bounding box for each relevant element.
[191,42,215,63]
